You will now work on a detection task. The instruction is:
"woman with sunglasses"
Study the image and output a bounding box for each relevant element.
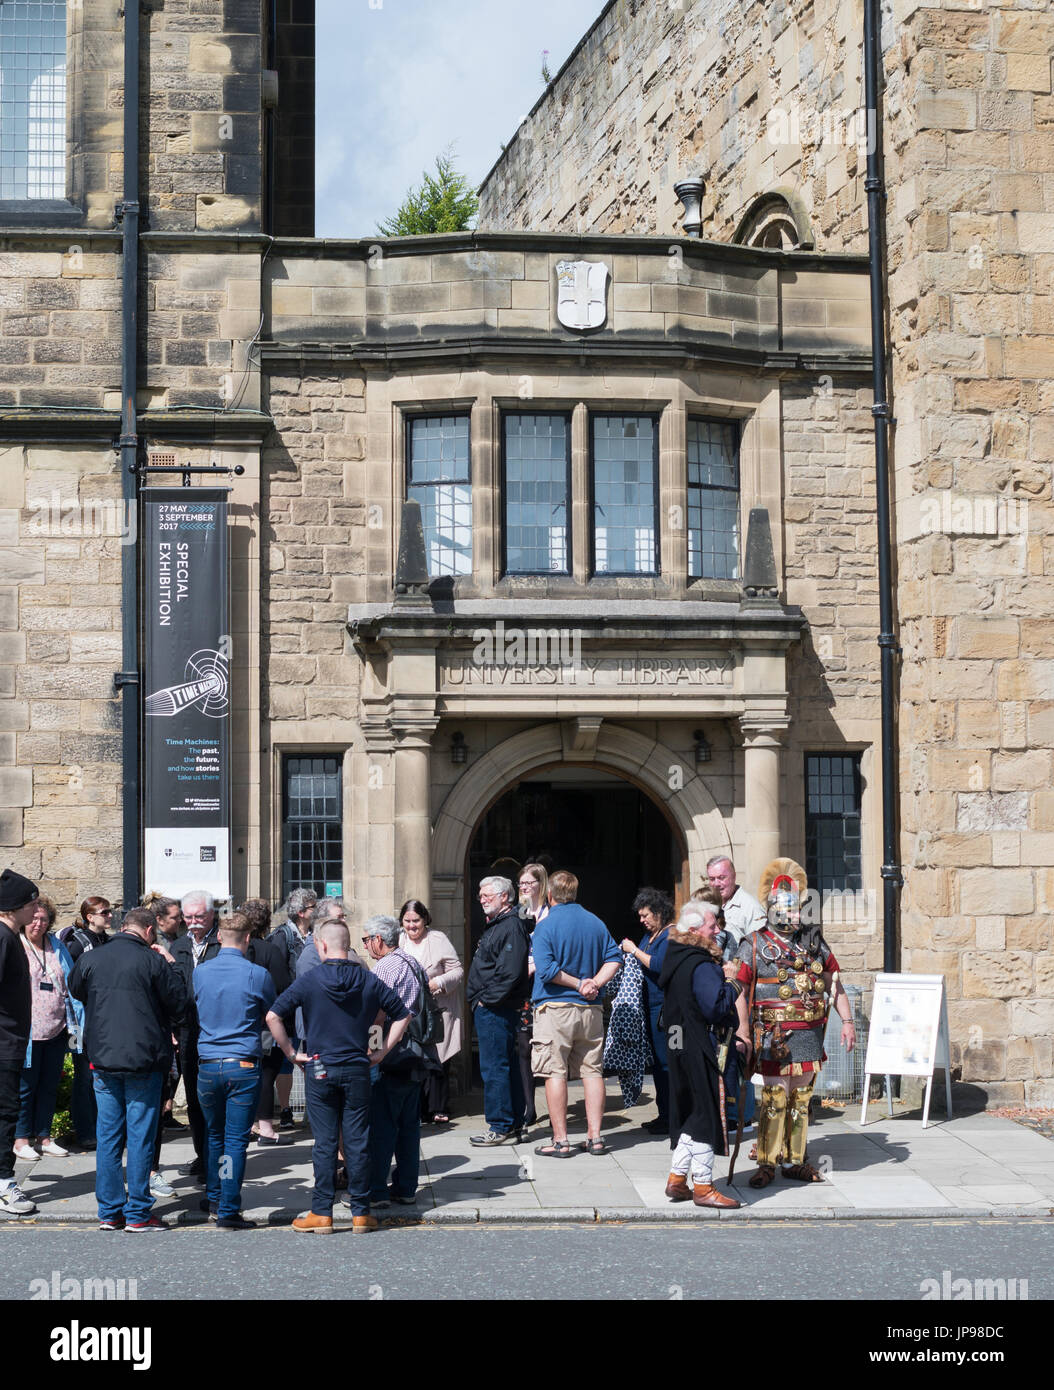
[60,897,114,1148]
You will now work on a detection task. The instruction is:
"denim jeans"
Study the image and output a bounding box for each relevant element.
[304,1061,371,1217]
[474,1003,525,1134]
[368,1069,421,1201]
[93,1069,164,1224]
[196,1058,262,1219]
[71,1050,97,1144]
[18,1032,67,1138]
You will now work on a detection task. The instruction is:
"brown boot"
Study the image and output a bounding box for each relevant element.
[353,1214,379,1234]
[693,1183,741,1210]
[292,1212,333,1234]
[665,1173,692,1202]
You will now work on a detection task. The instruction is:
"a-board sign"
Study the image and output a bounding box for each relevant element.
[865,973,946,1076]
[861,973,952,1127]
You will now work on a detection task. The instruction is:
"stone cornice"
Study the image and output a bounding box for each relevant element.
[348,600,805,649]
[262,336,871,378]
[0,409,272,445]
[270,230,870,275]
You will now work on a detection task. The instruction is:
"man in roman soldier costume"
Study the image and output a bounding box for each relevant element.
[733,858,855,1187]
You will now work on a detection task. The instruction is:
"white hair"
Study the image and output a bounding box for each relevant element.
[479,875,513,903]
[181,890,214,913]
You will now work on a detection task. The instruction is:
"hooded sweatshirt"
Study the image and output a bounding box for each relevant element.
[269,957,409,1067]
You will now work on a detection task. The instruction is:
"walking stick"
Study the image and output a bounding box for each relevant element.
[727,939,757,1185]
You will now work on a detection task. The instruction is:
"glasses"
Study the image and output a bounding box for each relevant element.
[517,881,535,890]
[94,909,113,917]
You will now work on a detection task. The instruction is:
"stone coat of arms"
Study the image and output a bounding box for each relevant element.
[555,260,609,331]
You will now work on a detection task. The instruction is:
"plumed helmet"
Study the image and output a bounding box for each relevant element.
[758,857,808,904]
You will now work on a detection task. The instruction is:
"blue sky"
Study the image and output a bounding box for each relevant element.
[315,0,605,237]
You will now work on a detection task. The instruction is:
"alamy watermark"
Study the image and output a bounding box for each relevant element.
[30,1270,138,1300]
[919,494,1028,538]
[765,104,877,156]
[472,620,582,672]
[26,492,136,545]
[920,1271,1028,1301]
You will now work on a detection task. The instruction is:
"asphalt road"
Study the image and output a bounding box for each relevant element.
[1,1218,1050,1302]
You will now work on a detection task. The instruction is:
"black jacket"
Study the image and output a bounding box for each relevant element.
[248,935,292,996]
[170,927,221,1044]
[68,931,188,1074]
[466,906,530,1010]
[0,922,30,1063]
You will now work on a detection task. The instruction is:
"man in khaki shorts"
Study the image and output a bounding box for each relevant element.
[530,872,621,1157]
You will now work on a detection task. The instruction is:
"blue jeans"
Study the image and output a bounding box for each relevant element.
[304,1061,371,1217]
[93,1070,164,1224]
[474,1003,524,1134]
[18,1032,67,1138]
[645,997,669,1126]
[196,1058,262,1219]
[368,1069,421,1201]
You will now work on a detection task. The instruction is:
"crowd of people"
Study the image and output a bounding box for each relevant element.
[0,850,854,1227]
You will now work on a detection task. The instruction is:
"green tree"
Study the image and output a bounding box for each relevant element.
[377,149,479,237]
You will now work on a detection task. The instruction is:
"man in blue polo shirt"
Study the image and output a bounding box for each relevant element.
[193,910,276,1230]
[530,871,621,1158]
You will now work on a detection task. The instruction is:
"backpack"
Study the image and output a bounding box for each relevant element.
[275,919,306,966]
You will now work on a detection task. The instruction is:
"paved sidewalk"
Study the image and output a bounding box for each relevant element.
[7,1085,1054,1225]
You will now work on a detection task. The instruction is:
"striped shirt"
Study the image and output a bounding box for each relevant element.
[372,947,420,1013]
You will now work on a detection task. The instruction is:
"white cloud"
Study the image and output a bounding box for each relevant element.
[315,0,604,236]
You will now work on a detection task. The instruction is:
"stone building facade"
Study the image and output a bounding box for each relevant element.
[478,0,1054,1105]
[2,0,1048,1099]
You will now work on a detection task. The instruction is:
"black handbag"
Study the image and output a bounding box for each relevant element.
[380,956,443,1075]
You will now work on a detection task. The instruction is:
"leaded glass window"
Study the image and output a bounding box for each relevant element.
[687,418,739,580]
[591,414,658,575]
[282,755,343,900]
[805,753,863,894]
[0,1,67,200]
[407,414,472,577]
[503,413,570,574]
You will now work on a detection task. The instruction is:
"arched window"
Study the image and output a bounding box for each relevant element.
[0,0,67,200]
[732,192,812,252]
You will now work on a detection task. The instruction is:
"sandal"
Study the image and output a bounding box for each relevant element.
[580,1138,609,1156]
[534,1140,577,1158]
[432,1114,450,1125]
[782,1161,824,1182]
[748,1163,777,1189]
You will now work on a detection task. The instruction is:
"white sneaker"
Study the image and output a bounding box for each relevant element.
[13,1143,40,1162]
[39,1139,69,1158]
[0,1180,37,1215]
[149,1172,175,1198]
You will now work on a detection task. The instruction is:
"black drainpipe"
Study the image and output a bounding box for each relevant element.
[266,0,278,234]
[863,0,902,973]
[115,2,142,914]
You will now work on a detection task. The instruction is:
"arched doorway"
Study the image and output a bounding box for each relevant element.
[466,765,688,954]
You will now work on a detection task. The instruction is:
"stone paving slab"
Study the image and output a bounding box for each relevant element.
[3,1092,1053,1225]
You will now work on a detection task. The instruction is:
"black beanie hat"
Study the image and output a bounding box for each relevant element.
[0,869,40,913]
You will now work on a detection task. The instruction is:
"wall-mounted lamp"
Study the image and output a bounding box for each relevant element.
[693,729,711,764]
[450,731,468,765]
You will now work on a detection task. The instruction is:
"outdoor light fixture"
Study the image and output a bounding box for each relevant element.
[693,729,711,764]
[450,731,468,765]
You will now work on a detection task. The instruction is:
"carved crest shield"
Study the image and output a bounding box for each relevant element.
[555,260,609,331]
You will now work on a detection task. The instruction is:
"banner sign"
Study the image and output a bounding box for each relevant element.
[142,490,231,900]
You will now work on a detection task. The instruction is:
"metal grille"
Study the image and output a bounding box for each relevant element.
[816,985,870,1100]
[592,415,658,575]
[0,1,67,200]
[408,414,472,577]
[687,418,739,580]
[281,755,342,900]
[504,413,570,574]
